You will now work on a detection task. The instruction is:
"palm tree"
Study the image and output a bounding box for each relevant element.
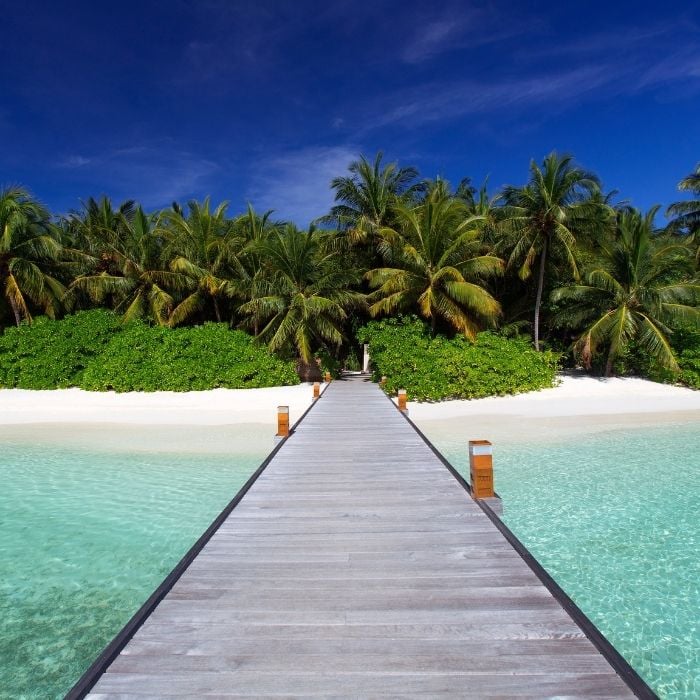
[667,164,700,266]
[667,163,700,235]
[501,152,609,349]
[0,186,65,325]
[366,182,502,338]
[68,206,175,324]
[239,224,364,376]
[324,152,422,244]
[160,198,238,326]
[552,207,699,375]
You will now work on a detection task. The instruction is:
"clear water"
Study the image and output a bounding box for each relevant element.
[0,433,267,699]
[420,421,700,699]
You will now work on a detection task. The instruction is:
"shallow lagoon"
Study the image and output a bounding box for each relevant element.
[417,419,700,699]
[0,425,270,699]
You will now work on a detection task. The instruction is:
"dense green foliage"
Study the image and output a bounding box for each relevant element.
[0,310,298,391]
[643,327,700,389]
[359,317,559,401]
[0,151,698,395]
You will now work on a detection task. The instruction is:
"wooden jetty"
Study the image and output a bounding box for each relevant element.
[74,376,654,698]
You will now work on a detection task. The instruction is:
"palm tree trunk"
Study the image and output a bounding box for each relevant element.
[9,297,22,326]
[533,237,548,351]
[213,296,221,323]
[431,313,437,336]
[605,350,615,377]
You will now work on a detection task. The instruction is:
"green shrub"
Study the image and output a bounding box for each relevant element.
[0,310,120,389]
[81,322,299,391]
[643,326,700,389]
[358,316,560,401]
[0,311,299,391]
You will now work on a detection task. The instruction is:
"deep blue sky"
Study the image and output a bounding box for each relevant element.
[1,1,698,223]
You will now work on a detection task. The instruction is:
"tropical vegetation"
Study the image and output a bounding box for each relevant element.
[0,151,697,394]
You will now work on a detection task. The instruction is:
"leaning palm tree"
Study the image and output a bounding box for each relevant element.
[501,152,610,349]
[0,186,65,325]
[367,182,503,338]
[67,206,175,324]
[239,224,364,376]
[160,198,238,326]
[552,207,699,375]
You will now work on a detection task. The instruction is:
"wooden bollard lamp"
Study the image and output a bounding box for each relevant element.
[324,371,332,383]
[313,382,320,399]
[276,405,290,438]
[469,440,494,499]
[379,376,387,387]
[397,389,407,412]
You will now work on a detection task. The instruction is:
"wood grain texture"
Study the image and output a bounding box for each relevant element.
[88,376,634,698]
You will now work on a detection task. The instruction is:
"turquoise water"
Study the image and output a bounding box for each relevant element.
[0,434,267,699]
[423,421,700,699]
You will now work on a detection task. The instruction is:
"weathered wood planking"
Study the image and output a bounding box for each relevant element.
[87,376,640,698]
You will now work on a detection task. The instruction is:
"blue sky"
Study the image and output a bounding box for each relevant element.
[1,0,698,223]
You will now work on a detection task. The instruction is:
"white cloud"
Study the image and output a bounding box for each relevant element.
[246,145,359,226]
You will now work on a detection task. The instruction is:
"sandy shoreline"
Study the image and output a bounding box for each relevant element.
[407,374,700,445]
[0,375,696,450]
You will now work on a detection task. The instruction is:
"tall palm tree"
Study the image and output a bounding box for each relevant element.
[324,152,422,243]
[366,182,502,338]
[239,224,364,375]
[0,187,65,325]
[501,152,609,349]
[68,206,175,324]
[160,198,238,326]
[552,207,699,375]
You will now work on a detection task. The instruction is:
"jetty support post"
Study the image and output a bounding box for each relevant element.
[397,389,408,413]
[276,405,290,441]
[468,439,502,514]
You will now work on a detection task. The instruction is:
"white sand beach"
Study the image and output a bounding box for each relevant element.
[0,383,320,453]
[406,374,700,445]
[0,375,696,451]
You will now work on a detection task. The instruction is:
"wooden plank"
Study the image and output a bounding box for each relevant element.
[86,376,637,698]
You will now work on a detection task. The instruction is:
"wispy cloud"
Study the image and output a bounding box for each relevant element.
[53,145,219,208]
[400,6,534,64]
[247,145,359,225]
[359,31,700,133]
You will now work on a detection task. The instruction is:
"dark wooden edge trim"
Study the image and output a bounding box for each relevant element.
[375,381,657,699]
[65,386,325,700]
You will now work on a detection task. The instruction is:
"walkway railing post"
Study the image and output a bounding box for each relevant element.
[469,440,494,498]
[276,405,290,438]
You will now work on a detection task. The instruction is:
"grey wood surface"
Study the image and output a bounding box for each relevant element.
[88,376,634,698]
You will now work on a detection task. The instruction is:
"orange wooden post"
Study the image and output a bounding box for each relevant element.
[469,440,494,499]
[379,376,387,387]
[313,382,320,399]
[324,371,332,383]
[276,405,289,438]
[397,389,407,412]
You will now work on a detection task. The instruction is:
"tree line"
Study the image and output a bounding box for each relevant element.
[1,152,698,377]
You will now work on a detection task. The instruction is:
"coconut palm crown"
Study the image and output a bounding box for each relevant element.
[366,181,503,339]
[552,206,700,375]
[0,186,65,325]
